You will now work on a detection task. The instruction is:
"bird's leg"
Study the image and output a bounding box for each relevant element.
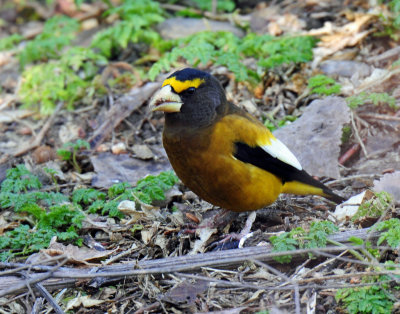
[217,211,257,244]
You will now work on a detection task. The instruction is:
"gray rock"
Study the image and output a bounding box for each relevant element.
[273,96,350,178]
[320,60,372,78]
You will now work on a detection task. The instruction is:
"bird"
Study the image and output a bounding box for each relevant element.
[149,68,344,213]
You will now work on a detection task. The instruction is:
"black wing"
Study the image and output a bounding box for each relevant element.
[233,142,344,203]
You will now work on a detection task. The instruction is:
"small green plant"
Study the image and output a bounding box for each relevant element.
[191,0,235,12]
[377,0,400,39]
[18,47,107,115]
[44,167,59,192]
[264,115,297,132]
[374,218,400,249]
[348,236,380,259]
[57,139,91,173]
[18,15,80,69]
[341,125,352,143]
[346,92,397,109]
[0,164,41,194]
[388,0,400,28]
[74,171,180,218]
[353,191,393,222]
[270,221,339,263]
[308,74,341,96]
[270,229,300,263]
[0,33,23,51]
[149,32,317,82]
[336,282,395,314]
[91,0,164,58]
[0,165,83,259]
[0,165,179,261]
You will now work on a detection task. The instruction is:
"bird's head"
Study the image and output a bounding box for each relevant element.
[149,68,227,128]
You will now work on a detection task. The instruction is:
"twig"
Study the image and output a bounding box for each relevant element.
[13,102,64,157]
[251,260,301,314]
[103,243,138,265]
[350,111,368,158]
[295,269,400,284]
[315,251,400,270]
[327,174,378,185]
[33,282,65,314]
[88,82,160,148]
[0,272,52,299]
[0,229,385,296]
[339,142,361,165]
[367,46,400,63]
[175,271,396,291]
[31,297,44,314]
[43,247,376,279]
[0,258,68,298]
[133,301,161,314]
[358,113,400,121]
[0,255,67,276]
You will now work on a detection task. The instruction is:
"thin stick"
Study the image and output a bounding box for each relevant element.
[33,282,65,314]
[350,111,368,158]
[0,258,68,298]
[251,260,301,314]
[13,102,64,157]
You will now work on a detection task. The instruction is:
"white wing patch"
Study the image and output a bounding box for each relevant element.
[261,137,302,170]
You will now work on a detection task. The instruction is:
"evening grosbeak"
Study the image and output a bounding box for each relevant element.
[149,68,344,212]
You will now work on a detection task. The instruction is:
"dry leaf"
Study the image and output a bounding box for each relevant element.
[331,190,373,222]
[163,280,209,305]
[306,14,374,65]
[191,226,217,254]
[66,293,105,311]
[0,109,34,123]
[28,239,117,265]
[0,216,19,235]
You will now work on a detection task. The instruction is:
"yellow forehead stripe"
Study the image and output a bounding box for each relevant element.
[162,77,205,93]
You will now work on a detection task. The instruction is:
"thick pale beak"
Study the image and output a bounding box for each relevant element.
[149,85,183,113]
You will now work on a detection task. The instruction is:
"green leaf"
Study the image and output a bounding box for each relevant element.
[0,34,23,51]
[72,188,106,205]
[308,74,341,96]
[18,15,80,69]
[374,218,400,248]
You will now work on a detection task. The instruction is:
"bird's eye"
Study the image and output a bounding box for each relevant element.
[186,87,196,94]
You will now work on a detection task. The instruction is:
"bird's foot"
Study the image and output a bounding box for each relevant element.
[215,211,257,249]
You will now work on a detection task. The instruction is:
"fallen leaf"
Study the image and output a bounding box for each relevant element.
[65,293,105,311]
[0,109,34,123]
[163,279,209,305]
[141,222,160,245]
[0,216,19,235]
[330,190,373,222]
[191,226,217,254]
[118,200,162,224]
[307,14,375,65]
[27,239,117,265]
[132,144,154,160]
